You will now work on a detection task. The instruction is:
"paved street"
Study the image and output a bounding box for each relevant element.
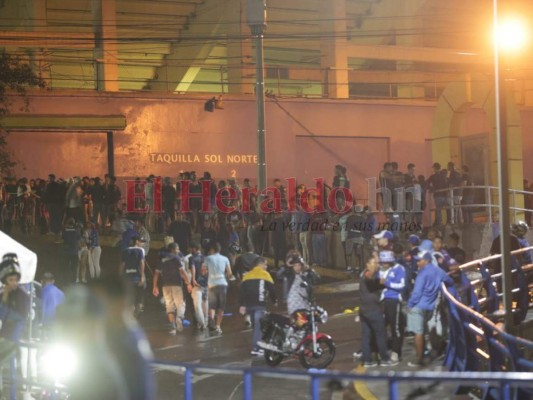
[12,233,461,399]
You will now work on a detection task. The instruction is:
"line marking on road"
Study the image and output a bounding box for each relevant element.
[351,365,378,400]
[227,380,243,400]
[155,344,184,351]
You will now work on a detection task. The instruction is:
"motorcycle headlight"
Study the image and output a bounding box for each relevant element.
[320,310,328,324]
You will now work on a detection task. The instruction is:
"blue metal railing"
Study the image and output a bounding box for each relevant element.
[150,361,533,400]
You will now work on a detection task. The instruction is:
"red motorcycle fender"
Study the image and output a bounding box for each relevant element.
[297,333,333,351]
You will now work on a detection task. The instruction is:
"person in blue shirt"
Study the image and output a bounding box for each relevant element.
[379,251,406,362]
[0,254,30,400]
[119,236,146,317]
[407,250,452,367]
[41,272,65,336]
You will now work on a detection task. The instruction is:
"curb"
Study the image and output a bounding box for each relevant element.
[351,365,378,400]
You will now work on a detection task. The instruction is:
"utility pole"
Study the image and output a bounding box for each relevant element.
[493,0,513,331]
[247,0,267,193]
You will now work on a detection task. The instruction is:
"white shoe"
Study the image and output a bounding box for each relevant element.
[390,352,399,362]
[176,318,184,332]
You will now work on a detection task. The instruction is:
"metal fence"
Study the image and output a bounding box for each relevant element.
[150,361,533,400]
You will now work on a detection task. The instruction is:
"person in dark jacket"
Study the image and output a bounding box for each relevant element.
[234,243,259,280]
[359,257,397,368]
[426,163,449,225]
[239,257,277,356]
[62,218,81,284]
[44,174,65,235]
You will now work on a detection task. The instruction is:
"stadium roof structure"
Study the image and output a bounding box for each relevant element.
[0,0,531,99]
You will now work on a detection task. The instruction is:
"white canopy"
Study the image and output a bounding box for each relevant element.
[0,231,37,284]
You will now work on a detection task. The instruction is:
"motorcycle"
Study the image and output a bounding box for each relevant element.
[257,284,336,369]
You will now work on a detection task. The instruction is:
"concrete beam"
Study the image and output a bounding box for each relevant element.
[146,0,226,92]
[284,68,458,84]
[0,31,94,49]
[0,115,126,131]
[93,0,119,92]
[347,43,491,65]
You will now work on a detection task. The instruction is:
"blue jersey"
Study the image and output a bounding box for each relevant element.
[518,238,533,264]
[122,247,145,283]
[381,263,406,301]
[42,284,65,326]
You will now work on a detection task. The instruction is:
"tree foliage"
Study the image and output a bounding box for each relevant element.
[0,50,45,175]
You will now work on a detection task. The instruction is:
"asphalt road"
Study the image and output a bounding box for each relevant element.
[11,232,362,399]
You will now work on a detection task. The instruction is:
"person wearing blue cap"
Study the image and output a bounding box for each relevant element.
[406,251,452,367]
[379,251,406,362]
[373,230,394,254]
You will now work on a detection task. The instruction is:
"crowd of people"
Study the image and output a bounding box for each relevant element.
[0,161,529,398]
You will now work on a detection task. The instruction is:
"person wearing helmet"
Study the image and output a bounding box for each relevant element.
[512,221,533,264]
[0,254,30,344]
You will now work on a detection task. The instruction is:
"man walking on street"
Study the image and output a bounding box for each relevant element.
[153,243,191,334]
[239,257,277,356]
[205,243,234,335]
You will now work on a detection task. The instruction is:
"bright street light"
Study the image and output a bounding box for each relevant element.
[495,16,529,52]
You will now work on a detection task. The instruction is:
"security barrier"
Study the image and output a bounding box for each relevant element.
[150,361,533,400]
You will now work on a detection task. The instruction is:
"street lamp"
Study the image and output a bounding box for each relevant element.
[492,4,529,331]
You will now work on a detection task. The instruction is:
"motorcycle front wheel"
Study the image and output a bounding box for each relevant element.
[264,350,284,367]
[299,337,336,369]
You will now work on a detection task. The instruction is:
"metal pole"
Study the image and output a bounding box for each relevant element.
[493,0,513,331]
[254,28,267,193]
[247,0,268,193]
[107,131,115,177]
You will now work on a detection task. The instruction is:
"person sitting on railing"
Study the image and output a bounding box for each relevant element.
[511,221,532,264]
[406,251,452,368]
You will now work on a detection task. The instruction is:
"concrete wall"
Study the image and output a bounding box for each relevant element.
[7,91,531,199]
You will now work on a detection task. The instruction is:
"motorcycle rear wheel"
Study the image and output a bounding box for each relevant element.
[299,337,336,369]
[264,350,284,366]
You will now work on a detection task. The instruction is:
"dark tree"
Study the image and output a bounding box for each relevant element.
[0,50,44,174]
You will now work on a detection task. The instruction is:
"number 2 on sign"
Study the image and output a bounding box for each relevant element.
[230,169,237,178]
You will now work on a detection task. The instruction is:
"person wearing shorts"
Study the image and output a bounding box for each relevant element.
[407,250,452,367]
[205,243,233,335]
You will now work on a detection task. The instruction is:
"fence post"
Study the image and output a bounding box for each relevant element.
[512,190,516,223]
[488,187,493,225]
[389,380,399,400]
[310,376,320,400]
[184,368,193,400]
[243,371,253,400]
[500,381,511,400]
[449,187,455,224]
